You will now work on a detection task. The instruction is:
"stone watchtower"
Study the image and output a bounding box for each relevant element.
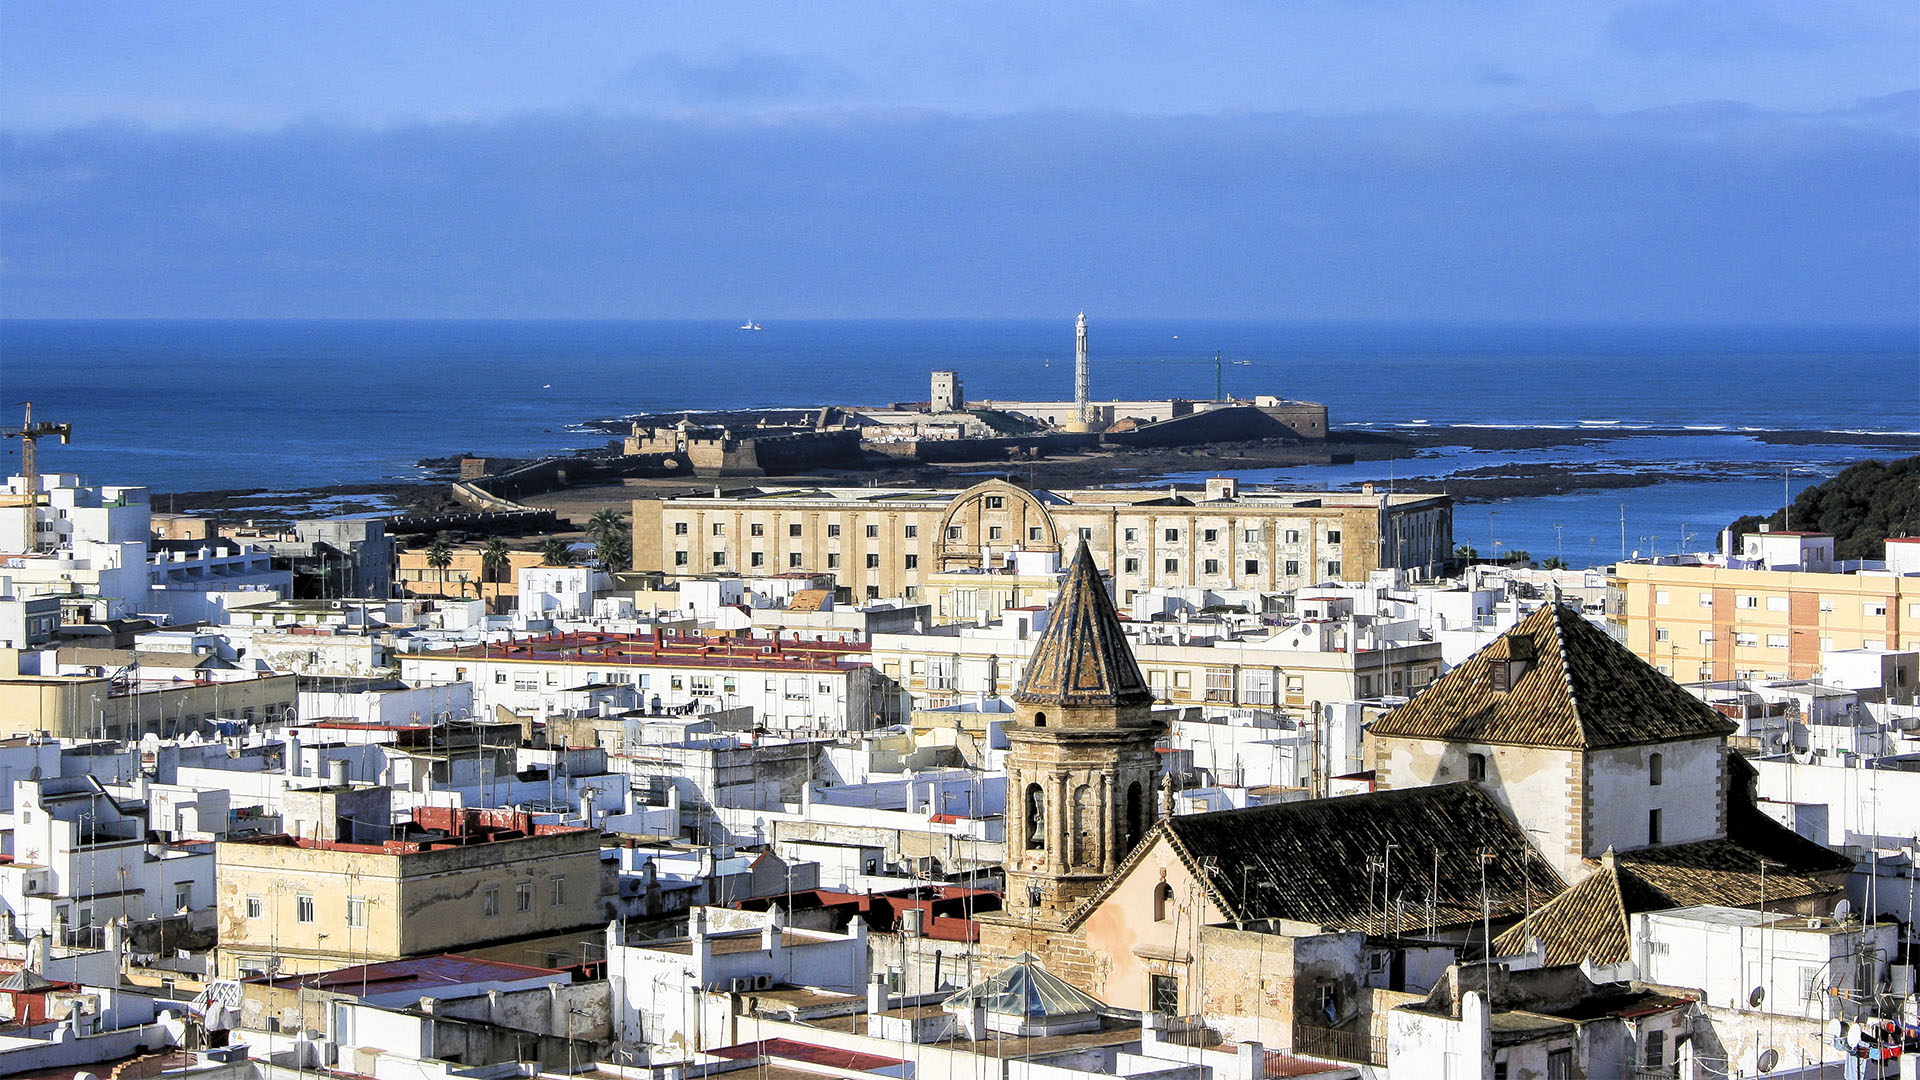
[992,544,1163,929]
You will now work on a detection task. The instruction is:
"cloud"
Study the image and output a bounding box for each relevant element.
[2,103,1914,323]
[612,51,860,106]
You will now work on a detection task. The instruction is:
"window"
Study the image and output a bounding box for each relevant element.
[1468,753,1487,781]
[1735,633,1758,647]
[1149,974,1179,1016]
[904,524,917,538]
[1738,594,1758,609]
[516,881,533,913]
[1493,1064,1508,1080]
[789,552,803,568]
[1285,560,1300,576]
[988,526,1003,540]
[1326,530,1342,544]
[713,522,726,536]
[551,876,566,906]
[1649,752,1664,786]
[712,551,726,566]
[674,522,689,536]
[1203,529,1219,543]
[866,524,880,538]
[788,523,802,537]
[1284,529,1300,543]
[1645,1031,1665,1072]
[1164,558,1179,573]
[1079,527,1093,541]
[296,894,315,923]
[1204,667,1233,702]
[1124,558,1140,573]
[1243,529,1260,543]
[1165,528,1180,542]
[1124,528,1139,542]
[1203,559,1221,575]
[827,553,840,568]
[946,526,963,540]
[1325,561,1341,577]
[1767,634,1789,649]
[866,553,880,568]
[483,887,501,917]
[985,496,1004,509]
[928,657,956,691]
[1655,590,1670,605]
[828,524,842,537]
[1819,598,1834,612]
[1699,591,1713,607]
[1242,670,1274,705]
[1153,882,1173,921]
[1867,602,1889,617]
[495,671,508,683]
[347,896,366,928]
[1547,1049,1571,1080]
[1655,628,1670,642]
[1173,671,1191,689]
[674,550,688,566]
[1769,596,1790,612]
[1699,630,1715,644]
[246,896,263,919]
[1244,559,1258,575]
[750,523,765,537]
[1024,784,1046,849]
[174,883,192,910]
[750,552,765,568]
[1648,808,1663,844]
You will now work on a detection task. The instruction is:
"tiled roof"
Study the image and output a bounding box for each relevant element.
[1013,545,1154,708]
[1492,797,1851,967]
[1369,604,1737,750]
[944,953,1106,1018]
[1491,854,1670,966]
[1137,783,1565,935]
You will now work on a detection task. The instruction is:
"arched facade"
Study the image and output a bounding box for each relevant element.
[934,479,1062,571]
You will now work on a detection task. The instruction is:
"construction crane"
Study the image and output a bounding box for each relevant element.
[2,403,73,553]
[1109,352,1253,402]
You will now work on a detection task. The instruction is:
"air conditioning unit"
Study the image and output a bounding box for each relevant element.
[729,977,755,993]
[754,974,774,990]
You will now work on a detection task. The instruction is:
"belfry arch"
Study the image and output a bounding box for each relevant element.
[934,479,1062,570]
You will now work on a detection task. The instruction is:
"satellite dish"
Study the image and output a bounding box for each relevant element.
[1748,986,1765,1008]
[1835,900,1854,921]
[1757,1048,1780,1073]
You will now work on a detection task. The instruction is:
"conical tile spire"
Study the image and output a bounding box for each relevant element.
[1014,545,1154,708]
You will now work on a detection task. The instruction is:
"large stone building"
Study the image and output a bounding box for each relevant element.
[633,477,1451,601]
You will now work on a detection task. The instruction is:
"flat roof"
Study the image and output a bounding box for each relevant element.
[247,953,565,995]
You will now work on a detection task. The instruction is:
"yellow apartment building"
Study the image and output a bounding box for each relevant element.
[1608,534,1920,685]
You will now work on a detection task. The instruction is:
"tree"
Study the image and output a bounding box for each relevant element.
[480,538,512,611]
[1541,556,1569,570]
[585,507,624,548]
[424,537,453,593]
[596,530,631,573]
[541,537,574,566]
[1453,543,1479,561]
[1726,455,1920,561]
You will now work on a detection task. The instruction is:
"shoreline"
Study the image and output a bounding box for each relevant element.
[150,425,1920,525]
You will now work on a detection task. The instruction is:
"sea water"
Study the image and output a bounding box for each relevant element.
[3,319,1915,567]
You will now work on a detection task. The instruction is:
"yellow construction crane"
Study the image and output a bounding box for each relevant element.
[2,403,73,553]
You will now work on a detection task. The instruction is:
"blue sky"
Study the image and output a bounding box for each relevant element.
[2,2,1916,321]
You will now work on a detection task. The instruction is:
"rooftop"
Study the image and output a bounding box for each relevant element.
[246,953,567,996]
[424,629,870,672]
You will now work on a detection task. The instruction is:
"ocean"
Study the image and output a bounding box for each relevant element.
[3,319,1916,568]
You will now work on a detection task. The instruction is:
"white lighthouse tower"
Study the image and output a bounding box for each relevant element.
[1067,311,1092,432]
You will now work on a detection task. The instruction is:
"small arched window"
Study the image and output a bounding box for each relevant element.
[1649,752,1664,787]
[1033,712,1047,728]
[1125,781,1145,849]
[1467,753,1487,782]
[1153,882,1174,922]
[1024,784,1046,850]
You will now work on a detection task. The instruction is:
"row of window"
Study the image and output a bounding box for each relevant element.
[674,550,917,569]
[1121,556,1336,577]
[681,522,921,540]
[1659,627,1896,652]
[246,878,567,925]
[1655,588,1904,618]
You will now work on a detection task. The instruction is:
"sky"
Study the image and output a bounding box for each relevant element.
[2,1,1916,322]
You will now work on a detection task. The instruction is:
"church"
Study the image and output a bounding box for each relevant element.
[978,548,1851,1026]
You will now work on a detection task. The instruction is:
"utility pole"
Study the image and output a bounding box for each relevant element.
[2,403,73,553]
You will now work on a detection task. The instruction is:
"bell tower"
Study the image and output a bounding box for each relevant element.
[992,544,1163,926]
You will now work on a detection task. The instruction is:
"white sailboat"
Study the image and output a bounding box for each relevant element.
[739,319,764,331]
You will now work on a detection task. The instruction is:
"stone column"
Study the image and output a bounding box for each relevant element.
[1099,772,1116,873]
[1052,771,1071,876]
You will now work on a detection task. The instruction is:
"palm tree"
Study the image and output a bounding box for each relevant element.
[596,530,631,574]
[585,507,623,548]
[480,538,512,612]
[541,537,574,566]
[424,538,453,594]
